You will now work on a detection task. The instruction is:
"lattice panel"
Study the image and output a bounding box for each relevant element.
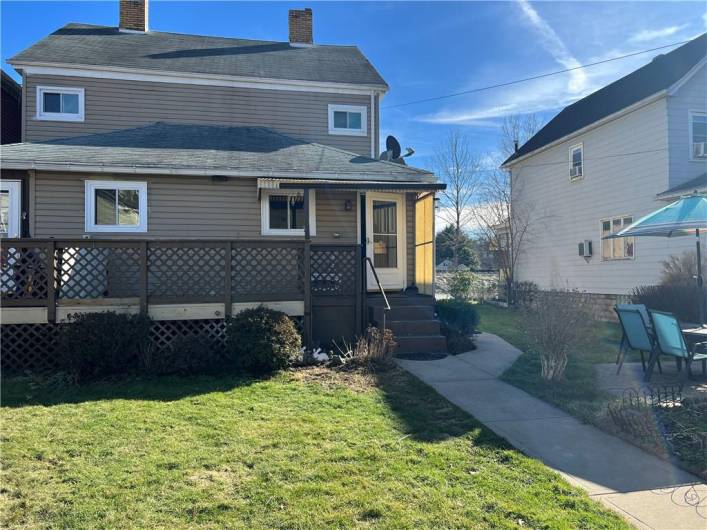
[1,323,59,374]
[56,246,141,299]
[231,246,303,298]
[148,247,225,299]
[149,318,227,352]
[1,246,50,301]
[311,247,357,295]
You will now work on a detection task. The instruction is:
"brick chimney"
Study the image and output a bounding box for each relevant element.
[120,0,148,32]
[288,8,312,45]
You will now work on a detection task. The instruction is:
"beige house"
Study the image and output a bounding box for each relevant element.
[0,2,446,369]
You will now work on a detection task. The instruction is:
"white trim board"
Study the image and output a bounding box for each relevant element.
[14,62,388,96]
[0,301,305,324]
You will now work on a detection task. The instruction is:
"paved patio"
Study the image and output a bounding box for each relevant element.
[596,361,707,400]
[397,333,707,530]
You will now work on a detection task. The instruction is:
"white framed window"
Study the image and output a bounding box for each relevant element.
[569,143,583,180]
[328,104,367,136]
[689,110,707,160]
[260,189,316,236]
[36,86,84,122]
[85,180,147,233]
[600,215,634,261]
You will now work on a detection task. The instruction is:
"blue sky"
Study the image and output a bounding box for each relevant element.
[2,1,705,171]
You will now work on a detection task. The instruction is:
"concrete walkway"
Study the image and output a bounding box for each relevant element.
[397,333,707,530]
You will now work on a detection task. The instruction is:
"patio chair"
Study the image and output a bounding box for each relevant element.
[647,310,707,381]
[614,304,661,375]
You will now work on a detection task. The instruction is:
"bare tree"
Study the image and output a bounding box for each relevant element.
[498,113,542,158]
[473,114,543,303]
[435,130,481,266]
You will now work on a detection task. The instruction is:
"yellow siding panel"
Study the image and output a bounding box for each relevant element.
[415,193,434,295]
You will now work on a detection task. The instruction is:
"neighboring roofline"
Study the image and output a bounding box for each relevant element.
[667,56,707,95]
[10,61,389,95]
[501,90,666,168]
[1,69,21,100]
[503,54,706,169]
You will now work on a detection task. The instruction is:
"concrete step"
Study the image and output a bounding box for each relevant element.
[371,305,435,322]
[395,334,447,354]
[367,294,435,307]
[387,319,441,336]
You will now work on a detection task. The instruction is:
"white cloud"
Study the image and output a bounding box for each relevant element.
[703,12,707,28]
[516,0,586,94]
[629,24,688,43]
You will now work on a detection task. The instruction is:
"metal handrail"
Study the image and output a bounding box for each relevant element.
[364,256,390,331]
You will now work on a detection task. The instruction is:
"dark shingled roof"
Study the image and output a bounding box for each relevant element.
[9,23,388,88]
[657,172,707,198]
[0,123,433,181]
[504,34,707,165]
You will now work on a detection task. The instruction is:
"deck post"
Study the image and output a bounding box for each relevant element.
[224,241,233,318]
[139,241,148,315]
[354,244,362,334]
[303,189,313,349]
[46,240,56,323]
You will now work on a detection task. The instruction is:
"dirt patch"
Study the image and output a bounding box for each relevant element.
[289,365,380,392]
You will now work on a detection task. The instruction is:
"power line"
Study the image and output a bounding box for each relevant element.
[381,40,690,110]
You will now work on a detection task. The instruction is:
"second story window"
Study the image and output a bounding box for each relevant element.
[690,111,707,160]
[328,104,367,136]
[569,143,583,180]
[37,86,84,122]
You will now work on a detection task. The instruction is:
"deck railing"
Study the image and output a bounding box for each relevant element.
[1,239,362,343]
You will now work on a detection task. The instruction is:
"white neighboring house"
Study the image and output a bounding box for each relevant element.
[436,259,469,273]
[502,34,706,312]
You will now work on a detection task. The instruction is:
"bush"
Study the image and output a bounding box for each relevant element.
[332,326,396,370]
[145,335,225,375]
[447,270,474,300]
[513,281,538,307]
[521,290,593,381]
[436,299,479,354]
[435,299,479,335]
[661,250,703,286]
[225,307,301,374]
[632,284,703,323]
[57,312,152,381]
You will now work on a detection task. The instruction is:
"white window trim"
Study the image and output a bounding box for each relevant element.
[569,143,583,181]
[36,86,85,122]
[600,214,635,261]
[688,109,707,162]
[260,189,316,236]
[84,180,147,233]
[328,104,367,137]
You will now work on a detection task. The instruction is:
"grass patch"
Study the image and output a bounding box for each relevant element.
[476,303,706,476]
[1,368,628,529]
[477,304,624,422]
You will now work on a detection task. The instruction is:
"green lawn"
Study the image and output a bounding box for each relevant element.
[0,368,629,529]
[476,303,625,422]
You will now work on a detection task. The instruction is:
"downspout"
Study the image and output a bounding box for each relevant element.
[370,92,375,158]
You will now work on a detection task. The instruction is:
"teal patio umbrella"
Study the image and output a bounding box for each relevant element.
[604,192,707,323]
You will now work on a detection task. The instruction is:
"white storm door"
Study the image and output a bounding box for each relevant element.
[365,193,405,290]
[0,181,21,238]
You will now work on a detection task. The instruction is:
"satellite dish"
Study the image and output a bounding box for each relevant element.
[386,135,401,160]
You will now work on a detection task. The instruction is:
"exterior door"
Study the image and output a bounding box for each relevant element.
[0,181,21,238]
[366,192,405,290]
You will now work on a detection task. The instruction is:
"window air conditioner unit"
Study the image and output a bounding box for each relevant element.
[578,240,592,257]
[693,142,707,159]
[570,166,582,179]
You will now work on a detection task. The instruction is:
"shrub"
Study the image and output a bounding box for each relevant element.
[661,250,702,286]
[513,281,538,307]
[436,299,479,354]
[145,335,225,375]
[435,299,479,335]
[632,284,702,323]
[332,326,396,370]
[57,312,152,381]
[521,290,593,382]
[447,270,474,301]
[225,307,301,374]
